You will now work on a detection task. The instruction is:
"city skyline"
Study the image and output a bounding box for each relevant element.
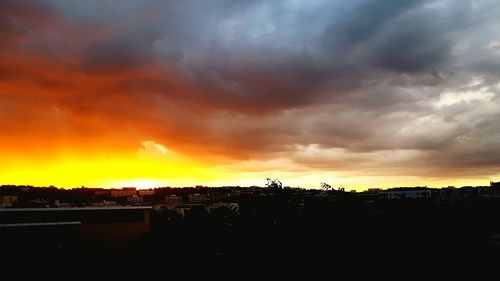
[2,1,500,190]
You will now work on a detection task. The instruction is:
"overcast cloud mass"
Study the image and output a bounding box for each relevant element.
[1,0,500,187]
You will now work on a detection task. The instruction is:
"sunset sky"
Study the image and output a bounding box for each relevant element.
[1,0,500,190]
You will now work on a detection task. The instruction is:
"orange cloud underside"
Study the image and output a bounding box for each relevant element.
[0,58,496,189]
[0,51,230,188]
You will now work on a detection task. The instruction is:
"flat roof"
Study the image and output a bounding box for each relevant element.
[0,206,152,212]
[0,221,82,228]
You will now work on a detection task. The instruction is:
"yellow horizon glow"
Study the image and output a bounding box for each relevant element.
[0,151,497,190]
[0,141,228,189]
[1,139,498,191]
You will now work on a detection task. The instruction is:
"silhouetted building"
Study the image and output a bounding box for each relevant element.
[110,188,137,198]
[491,182,500,198]
[165,195,182,206]
[127,195,143,205]
[94,200,117,207]
[173,204,207,218]
[188,193,208,204]
[211,190,231,202]
[54,200,72,208]
[210,202,239,214]
[380,187,431,200]
[0,206,151,257]
[138,190,154,196]
[0,195,18,208]
[439,186,459,202]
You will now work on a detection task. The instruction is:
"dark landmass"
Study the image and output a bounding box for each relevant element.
[1,183,500,267]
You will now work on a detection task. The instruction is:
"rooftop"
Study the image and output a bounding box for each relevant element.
[0,206,152,212]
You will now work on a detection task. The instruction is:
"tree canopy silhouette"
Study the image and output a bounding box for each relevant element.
[265,178,283,190]
[321,182,332,191]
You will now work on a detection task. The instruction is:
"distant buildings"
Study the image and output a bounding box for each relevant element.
[211,202,239,214]
[127,195,143,205]
[165,195,182,206]
[110,188,137,198]
[95,200,117,207]
[0,195,18,208]
[1,183,500,210]
[188,193,208,204]
[491,181,500,198]
[138,190,154,196]
[379,187,432,200]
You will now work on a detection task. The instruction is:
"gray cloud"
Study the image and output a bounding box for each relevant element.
[79,35,157,72]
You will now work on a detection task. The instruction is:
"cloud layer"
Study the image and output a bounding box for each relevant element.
[2,0,500,186]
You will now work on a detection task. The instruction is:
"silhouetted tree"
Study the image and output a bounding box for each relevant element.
[321,182,332,191]
[265,178,283,190]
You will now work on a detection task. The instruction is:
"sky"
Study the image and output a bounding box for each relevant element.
[1,0,500,190]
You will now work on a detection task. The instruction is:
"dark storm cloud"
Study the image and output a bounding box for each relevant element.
[320,0,436,70]
[0,0,58,47]
[139,0,472,112]
[4,0,500,179]
[79,35,156,72]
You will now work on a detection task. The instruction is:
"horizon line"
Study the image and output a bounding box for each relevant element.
[1,182,497,192]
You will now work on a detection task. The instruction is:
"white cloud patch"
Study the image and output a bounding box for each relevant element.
[488,41,500,50]
[139,140,169,157]
[434,78,496,107]
[435,89,495,107]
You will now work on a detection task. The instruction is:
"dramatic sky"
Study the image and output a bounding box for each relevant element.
[1,0,500,189]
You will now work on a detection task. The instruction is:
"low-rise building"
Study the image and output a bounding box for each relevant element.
[165,195,182,206]
[127,195,143,205]
[0,195,18,208]
[138,190,154,196]
[0,206,152,257]
[491,181,500,198]
[110,188,137,198]
[380,187,432,200]
[188,193,208,204]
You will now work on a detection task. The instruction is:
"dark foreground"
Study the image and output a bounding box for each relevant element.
[1,194,500,269]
